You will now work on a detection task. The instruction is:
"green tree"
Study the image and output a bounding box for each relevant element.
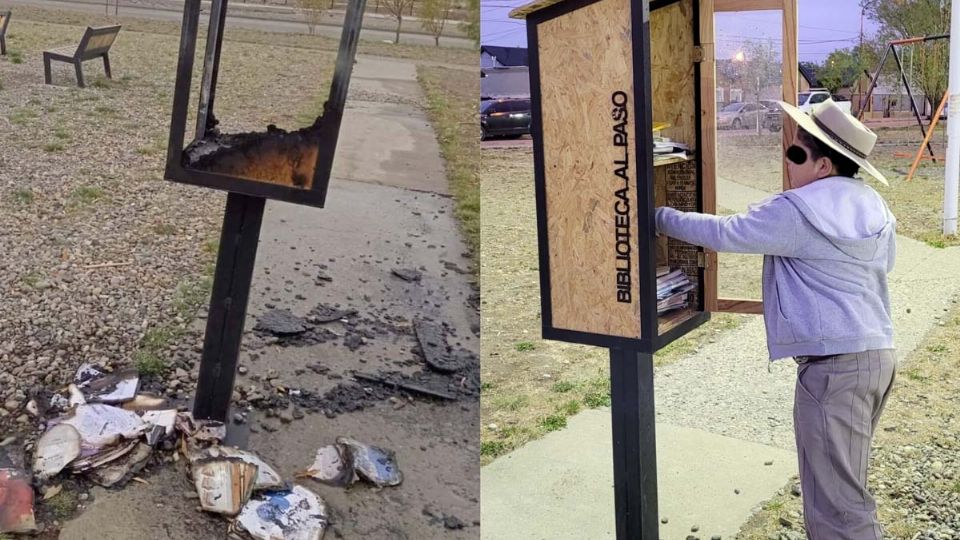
[818,48,867,93]
[861,0,951,113]
[419,0,455,47]
[461,0,480,46]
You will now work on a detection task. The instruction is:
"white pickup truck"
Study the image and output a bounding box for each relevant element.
[797,89,852,114]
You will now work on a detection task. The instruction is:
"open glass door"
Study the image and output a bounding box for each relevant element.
[701,0,798,314]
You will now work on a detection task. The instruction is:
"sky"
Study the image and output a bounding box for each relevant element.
[481,0,881,64]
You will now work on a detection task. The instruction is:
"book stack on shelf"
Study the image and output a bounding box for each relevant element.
[652,122,691,165]
[656,266,695,315]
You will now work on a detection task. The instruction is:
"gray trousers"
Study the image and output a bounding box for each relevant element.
[793,349,897,540]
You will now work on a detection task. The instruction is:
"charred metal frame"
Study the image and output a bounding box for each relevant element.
[165,0,366,208]
[165,0,367,421]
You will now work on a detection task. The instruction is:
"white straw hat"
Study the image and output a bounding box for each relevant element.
[778,99,889,186]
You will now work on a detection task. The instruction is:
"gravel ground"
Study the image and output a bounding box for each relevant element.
[654,242,960,452]
[0,18,345,434]
[737,297,960,540]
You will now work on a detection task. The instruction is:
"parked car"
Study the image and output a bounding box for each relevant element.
[797,90,852,114]
[717,101,764,130]
[760,100,784,132]
[481,98,532,140]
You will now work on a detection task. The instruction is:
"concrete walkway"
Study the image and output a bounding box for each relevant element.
[481,177,960,539]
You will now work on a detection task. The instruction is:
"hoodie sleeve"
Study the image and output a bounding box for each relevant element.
[887,218,897,273]
[655,195,803,257]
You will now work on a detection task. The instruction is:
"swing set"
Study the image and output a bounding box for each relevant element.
[856,32,951,181]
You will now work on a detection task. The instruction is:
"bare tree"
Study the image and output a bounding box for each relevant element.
[295,0,327,34]
[383,0,416,44]
[461,0,479,46]
[419,0,453,47]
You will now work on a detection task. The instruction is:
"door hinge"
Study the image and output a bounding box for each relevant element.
[693,46,705,63]
[697,251,706,268]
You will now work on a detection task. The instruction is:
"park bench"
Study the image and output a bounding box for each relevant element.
[43,25,121,88]
[0,11,11,56]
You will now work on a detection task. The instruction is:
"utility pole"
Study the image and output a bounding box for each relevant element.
[859,7,864,116]
[944,0,959,235]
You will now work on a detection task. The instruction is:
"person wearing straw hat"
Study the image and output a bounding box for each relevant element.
[656,99,897,539]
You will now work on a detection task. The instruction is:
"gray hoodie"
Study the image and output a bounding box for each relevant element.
[655,176,896,361]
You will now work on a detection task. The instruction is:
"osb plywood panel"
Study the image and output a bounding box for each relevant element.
[510,0,564,19]
[651,0,697,146]
[539,0,641,338]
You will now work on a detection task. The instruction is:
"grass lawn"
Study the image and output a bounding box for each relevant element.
[480,148,749,464]
[2,5,475,67]
[417,66,480,261]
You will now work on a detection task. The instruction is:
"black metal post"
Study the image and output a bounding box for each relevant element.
[610,348,659,539]
[857,44,890,121]
[891,45,937,162]
[193,193,265,421]
[196,0,230,139]
[312,0,367,203]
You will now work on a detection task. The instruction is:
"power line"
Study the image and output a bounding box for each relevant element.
[482,25,526,40]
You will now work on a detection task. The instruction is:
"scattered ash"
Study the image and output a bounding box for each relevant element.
[253,309,308,336]
[390,268,423,282]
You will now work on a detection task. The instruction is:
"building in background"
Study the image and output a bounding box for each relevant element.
[481,45,528,68]
[481,66,530,100]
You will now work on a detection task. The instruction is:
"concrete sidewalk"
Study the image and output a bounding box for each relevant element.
[481,177,960,539]
[481,411,796,540]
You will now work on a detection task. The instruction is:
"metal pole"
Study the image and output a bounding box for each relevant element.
[610,348,659,539]
[312,0,367,203]
[945,1,959,235]
[857,44,891,121]
[193,193,265,421]
[196,0,230,140]
[891,46,937,161]
[756,76,761,134]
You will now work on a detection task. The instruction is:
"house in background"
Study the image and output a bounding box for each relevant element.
[481,66,530,100]
[798,62,819,92]
[481,45,528,68]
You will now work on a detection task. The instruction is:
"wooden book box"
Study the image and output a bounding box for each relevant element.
[511,0,798,353]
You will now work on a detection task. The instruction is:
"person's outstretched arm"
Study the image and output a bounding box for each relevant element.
[655,195,804,257]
